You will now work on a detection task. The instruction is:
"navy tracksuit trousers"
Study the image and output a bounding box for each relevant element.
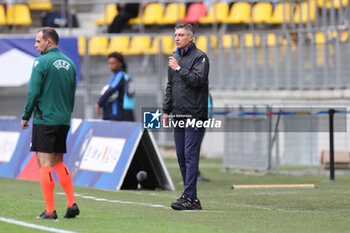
[174,121,205,200]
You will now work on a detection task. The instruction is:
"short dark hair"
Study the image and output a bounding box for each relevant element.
[175,24,194,36]
[39,27,59,45]
[108,51,127,71]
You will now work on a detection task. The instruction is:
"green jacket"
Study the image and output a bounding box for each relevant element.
[22,48,76,126]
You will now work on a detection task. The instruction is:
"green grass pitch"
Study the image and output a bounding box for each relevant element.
[1,158,350,233]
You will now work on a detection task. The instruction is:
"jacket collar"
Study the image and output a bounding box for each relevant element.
[45,48,59,54]
[174,43,196,57]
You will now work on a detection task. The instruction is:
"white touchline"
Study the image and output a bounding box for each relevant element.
[56,193,224,213]
[56,192,171,210]
[0,217,78,233]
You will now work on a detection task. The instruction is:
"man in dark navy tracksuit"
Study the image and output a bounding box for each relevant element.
[163,24,210,210]
[95,52,125,121]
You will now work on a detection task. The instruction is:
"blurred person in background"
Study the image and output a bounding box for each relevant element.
[108,2,139,33]
[122,70,136,122]
[95,52,126,121]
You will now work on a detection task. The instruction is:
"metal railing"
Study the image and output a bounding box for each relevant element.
[1,0,350,123]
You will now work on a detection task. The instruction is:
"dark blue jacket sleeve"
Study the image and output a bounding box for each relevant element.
[179,53,209,88]
[98,72,125,107]
[163,68,173,114]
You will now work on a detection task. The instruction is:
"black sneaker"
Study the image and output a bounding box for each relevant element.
[176,194,186,202]
[192,199,202,210]
[36,210,58,219]
[64,203,80,218]
[171,197,193,210]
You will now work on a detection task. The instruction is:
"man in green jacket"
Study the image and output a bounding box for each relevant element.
[21,27,79,219]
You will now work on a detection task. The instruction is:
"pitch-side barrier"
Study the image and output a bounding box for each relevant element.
[0,118,175,191]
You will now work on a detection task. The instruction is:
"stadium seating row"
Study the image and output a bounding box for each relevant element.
[95,2,186,26]
[0,1,52,25]
[0,1,347,27]
[79,35,175,56]
[95,0,349,26]
[78,31,349,56]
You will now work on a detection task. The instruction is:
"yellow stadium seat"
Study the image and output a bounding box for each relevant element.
[294,1,316,24]
[94,4,118,25]
[195,35,219,50]
[209,35,218,49]
[252,2,273,24]
[88,36,109,56]
[128,15,141,25]
[124,36,152,55]
[78,37,86,56]
[195,36,208,53]
[244,34,261,48]
[267,33,277,47]
[221,34,232,49]
[315,40,325,67]
[269,2,292,24]
[317,0,348,9]
[28,0,52,11]
[233,34,240,47]
[142,3,164,25]
[220,34,240,49]
[0,5,6,25]
[6,4,32,25]
[315,32,326,44]
[199,2,229,24]
[157,3,185,24]
[223,2,251,24]
[161,35,176,54]
[144,36,161,55]
[108,36,130,54]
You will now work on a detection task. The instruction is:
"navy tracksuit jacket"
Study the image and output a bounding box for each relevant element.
[98,70,125,121]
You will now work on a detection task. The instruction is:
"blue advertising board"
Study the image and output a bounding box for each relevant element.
[0,37,81,86]
[0,118,174,191]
